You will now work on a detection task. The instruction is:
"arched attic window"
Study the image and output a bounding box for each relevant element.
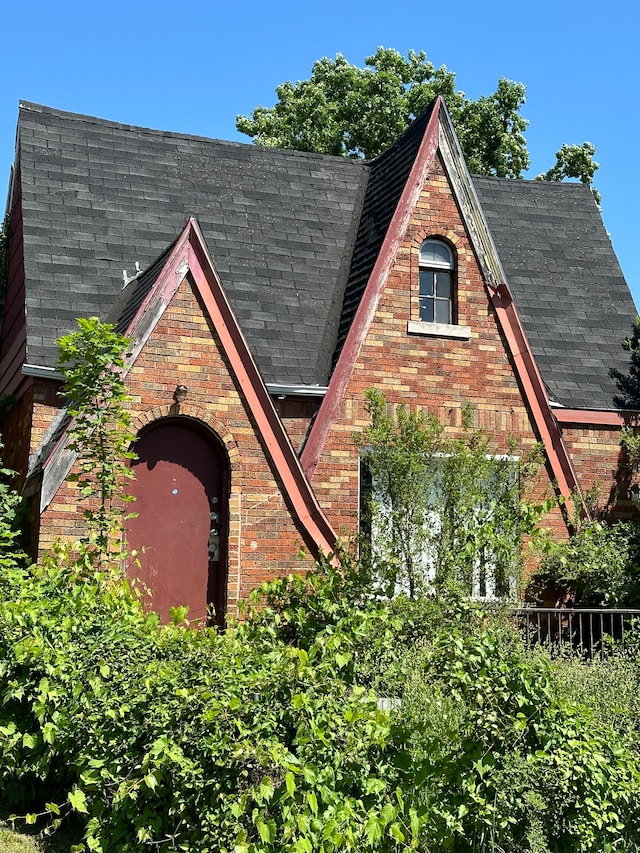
[408,238,470,340]
[418,239,455,324]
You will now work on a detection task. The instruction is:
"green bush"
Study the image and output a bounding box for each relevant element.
[2,541,640,850]
[0,551,427,852]
[401,611,640,851]
[529,520,640,607]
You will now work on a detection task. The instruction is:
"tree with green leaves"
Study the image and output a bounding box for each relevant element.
[57,317,136,562]
[0,445,26,573]
[536,141,601,204]
[237,47,599,195]
[610,316,640,411]
[356,389,545,599]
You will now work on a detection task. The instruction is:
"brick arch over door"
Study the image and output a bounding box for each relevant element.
[126,417,229,626]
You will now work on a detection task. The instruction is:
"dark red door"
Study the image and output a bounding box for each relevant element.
[126,418,228,625]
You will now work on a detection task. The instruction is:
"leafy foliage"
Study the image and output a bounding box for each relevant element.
[237,48,529,177]
[528,519,640,607]
[536,142,601,204]
[0,448,27,575]
[237,47,599,194]
[57,318,136,561]
[610,315,640,411]
[3,545,640,851]
[0,552,427,852]
[356,389,546,599]
[1,361,639,851]
[403,610,640,852]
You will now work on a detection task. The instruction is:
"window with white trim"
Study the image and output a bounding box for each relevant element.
[419,239,454,324]
[360,453,520,600]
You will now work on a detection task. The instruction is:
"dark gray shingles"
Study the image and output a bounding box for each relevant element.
[334,103,436,364]
[14,102,637,410]
[16,101,367,386]
[472,176,637,410]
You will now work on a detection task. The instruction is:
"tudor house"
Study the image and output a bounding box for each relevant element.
[0,98,637,622]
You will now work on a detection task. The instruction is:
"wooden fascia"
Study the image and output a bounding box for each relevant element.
[183,219,337,559]
[434,106,583,511]
[436,106,583,511]
[552,408,637,428]
[300,97,443,479]
[40,219,338,559]
[489,284,580,505]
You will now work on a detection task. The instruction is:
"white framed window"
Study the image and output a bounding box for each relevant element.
[407,239,470,340]
[360,453,520,601]
[419,239,454,324]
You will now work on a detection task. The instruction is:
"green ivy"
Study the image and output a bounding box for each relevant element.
[57,318,136,563]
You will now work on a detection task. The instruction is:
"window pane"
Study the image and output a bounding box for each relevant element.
[435,298,451,324]
[435,271,451,298]
[362,455,519,601]
[419,269,435,297]
[420,298,434,322]
[419,240,453,268]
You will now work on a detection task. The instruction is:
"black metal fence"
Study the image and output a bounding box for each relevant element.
[514,607,640,659]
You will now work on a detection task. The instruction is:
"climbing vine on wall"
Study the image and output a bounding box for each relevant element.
[57,317,136,563]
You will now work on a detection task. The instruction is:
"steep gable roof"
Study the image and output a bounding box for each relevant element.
[301,99,583,508]
[35,219,338,558]
[6,100,636,415]
[472,176,636,410]
[333,101,437,364]
[14,101,367,386]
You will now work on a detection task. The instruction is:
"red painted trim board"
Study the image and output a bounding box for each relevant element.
[300,98,443,479]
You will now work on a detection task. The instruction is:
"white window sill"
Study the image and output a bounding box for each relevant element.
[407,320,471,340]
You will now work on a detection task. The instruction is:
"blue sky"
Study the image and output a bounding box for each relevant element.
[2,0,639,307]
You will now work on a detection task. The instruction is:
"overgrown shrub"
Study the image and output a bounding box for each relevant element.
[528,520,640,607]
[4,544,640,851]
[0,551,429,852]
[401,611,640,851]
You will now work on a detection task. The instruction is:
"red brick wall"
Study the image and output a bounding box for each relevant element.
[39,275,316,613]
[310,154,567,545]
[1,387,34,479]
[273,396,318,452]
[1,379,64,481]
[561,423,637,518]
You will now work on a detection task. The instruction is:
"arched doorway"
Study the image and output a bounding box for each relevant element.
[126,417,229,625]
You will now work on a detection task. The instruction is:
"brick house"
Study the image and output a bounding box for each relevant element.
[1,98,637,622]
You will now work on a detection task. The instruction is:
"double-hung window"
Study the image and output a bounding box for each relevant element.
[408,238,470,339]
[419,239,454,324]
[360,453,520,601]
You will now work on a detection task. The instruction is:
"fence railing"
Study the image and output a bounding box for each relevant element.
[514,607,640,659]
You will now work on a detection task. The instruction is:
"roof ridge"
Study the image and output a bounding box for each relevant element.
[331,101,438,365]
[471,172,595,193]
[17,100,371,168]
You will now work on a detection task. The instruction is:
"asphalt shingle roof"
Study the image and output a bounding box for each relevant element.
[16,101,367,386]
[334,103,436,364]
[472,176,637,409]
[8,101,638,410]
